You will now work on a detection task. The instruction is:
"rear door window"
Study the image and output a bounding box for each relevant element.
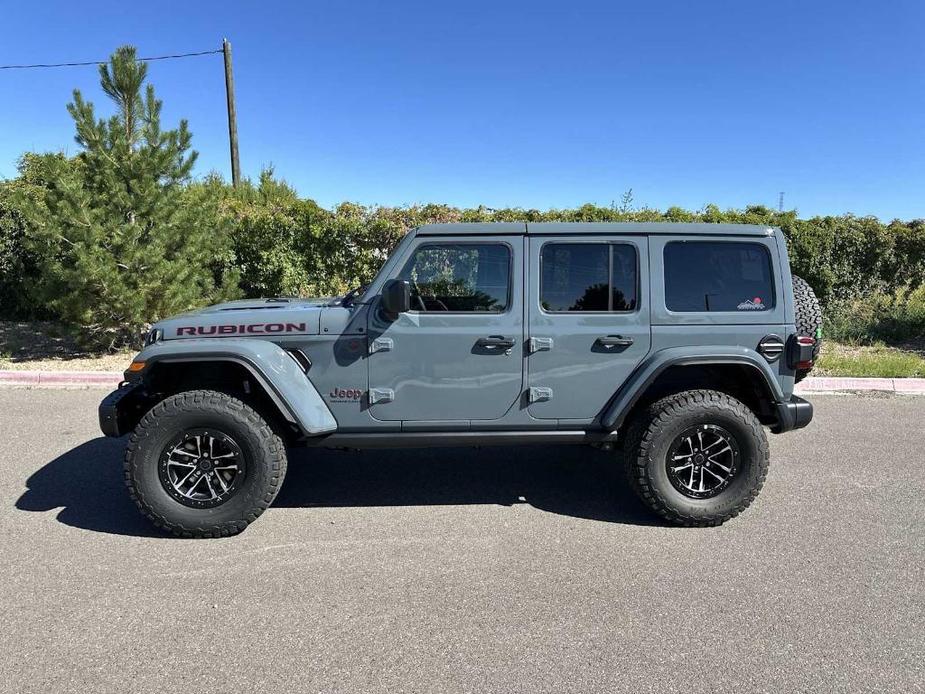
[540,243,637,312]
[664,241,775,312]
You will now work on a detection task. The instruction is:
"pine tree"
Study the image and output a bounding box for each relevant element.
[23,45,238,347]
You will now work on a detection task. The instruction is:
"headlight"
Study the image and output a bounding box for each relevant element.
[144,328,163,346]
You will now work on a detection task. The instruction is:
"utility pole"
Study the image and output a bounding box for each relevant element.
[778,192,785,212]
[222,38,241,187]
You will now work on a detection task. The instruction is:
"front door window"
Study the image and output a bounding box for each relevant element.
[398,243,511,313]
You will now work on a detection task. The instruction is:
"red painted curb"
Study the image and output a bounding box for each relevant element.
[0,370,122,387]
[894,379,925,394]
[795,376,925,393]
[796,377,894,392]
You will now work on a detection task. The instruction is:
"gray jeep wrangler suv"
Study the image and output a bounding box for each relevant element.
[100,222,820,536]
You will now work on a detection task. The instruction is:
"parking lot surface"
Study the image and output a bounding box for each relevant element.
[1,388,922,693]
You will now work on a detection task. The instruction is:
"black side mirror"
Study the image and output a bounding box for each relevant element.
[380,279,411,318]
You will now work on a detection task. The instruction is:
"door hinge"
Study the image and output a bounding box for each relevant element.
[527,337,553,354]
[369,337,393,354]
[368,388,394,405]
[527,386,553,403]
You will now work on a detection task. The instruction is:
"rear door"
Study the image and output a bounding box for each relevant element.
[367,236,524,422]
[526,235,651,420]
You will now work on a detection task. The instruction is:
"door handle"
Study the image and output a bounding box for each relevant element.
[595,335,634,348]
[476,335,516,350]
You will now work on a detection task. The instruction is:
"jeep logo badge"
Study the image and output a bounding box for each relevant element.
[328,387,363,403]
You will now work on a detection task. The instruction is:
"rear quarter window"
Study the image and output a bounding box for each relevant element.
[664,241,775,312]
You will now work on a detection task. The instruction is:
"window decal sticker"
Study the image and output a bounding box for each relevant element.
[736,297,766,310]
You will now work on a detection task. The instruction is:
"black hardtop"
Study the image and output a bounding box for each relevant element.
[416,222,776,237]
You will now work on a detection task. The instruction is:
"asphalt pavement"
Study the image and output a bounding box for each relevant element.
[0,388,922,693]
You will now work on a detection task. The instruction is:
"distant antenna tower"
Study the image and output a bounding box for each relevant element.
[778,192,785,212]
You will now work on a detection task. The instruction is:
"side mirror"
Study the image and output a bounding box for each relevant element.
[380,279,411,318]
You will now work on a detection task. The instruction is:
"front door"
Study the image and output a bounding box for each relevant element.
[526,235,651,420]
[367,236,524,422]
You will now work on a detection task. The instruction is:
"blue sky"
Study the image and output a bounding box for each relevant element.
[1,0,922,219]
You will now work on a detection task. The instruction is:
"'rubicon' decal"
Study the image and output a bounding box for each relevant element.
[176,322,307,336]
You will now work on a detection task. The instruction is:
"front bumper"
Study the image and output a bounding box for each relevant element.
[99,382,147,437]
[772,395,814,433]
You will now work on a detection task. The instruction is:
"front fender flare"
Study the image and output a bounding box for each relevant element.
[132,338,337,436]
[600,346,785,431]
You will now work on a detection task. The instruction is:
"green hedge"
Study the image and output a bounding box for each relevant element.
[2,165,924,346]
[211,177,925,329]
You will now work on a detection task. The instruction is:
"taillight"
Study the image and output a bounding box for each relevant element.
[789,335,816,370]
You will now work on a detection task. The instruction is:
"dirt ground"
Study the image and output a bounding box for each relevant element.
[0,321,133,372]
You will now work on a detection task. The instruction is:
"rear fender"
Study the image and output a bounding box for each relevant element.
[600,346,785,431]
[131,338,337,435]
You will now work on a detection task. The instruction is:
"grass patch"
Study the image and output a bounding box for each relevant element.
[816,342,925,378]
[824,285,925,344]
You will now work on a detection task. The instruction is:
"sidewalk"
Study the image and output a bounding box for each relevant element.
[2,369,924,394]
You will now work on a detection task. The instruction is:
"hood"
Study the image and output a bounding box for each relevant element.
[183,296,334,315]
[155,297,332,340]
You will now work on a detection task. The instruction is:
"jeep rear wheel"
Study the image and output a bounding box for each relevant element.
[623,389,769,526]
[125,390,287,538]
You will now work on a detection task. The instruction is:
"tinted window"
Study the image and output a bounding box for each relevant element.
[399,243,510,312]
[541,243,637,312]
[664,242,775,312]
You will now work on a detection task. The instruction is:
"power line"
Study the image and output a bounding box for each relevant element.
[1,40,241,187]
[0,48,222,71]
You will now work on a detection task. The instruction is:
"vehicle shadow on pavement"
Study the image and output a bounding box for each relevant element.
[279,444,661,526]
[15,439,660,537]
[15,437,163,537]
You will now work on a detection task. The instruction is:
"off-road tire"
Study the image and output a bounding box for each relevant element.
[792,274,822,383]
[125,389,287,538]
[623,390,769,526]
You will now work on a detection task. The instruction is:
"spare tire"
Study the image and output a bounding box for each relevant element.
[792,275,822,383]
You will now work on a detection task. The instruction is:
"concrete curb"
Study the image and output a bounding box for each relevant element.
[0,370,122,387]
[1,369,924,394]
[795,377,925,394]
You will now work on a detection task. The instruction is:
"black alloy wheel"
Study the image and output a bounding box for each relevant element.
[665,424,739,499]
[159,428,247,508]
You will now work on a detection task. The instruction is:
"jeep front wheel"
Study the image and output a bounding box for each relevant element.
[623,389,769,526]
[124,390,287,537]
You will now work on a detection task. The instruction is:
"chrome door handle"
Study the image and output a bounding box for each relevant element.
[595,335,634,348]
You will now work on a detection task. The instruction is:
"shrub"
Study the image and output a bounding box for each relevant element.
[17,48,238,347]
[0,183,32,319]
[823,285,925,344]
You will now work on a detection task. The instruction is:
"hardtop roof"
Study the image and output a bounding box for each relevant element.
[415,222,775,236]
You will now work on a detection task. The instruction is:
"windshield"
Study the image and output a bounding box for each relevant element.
[355,230,417,301]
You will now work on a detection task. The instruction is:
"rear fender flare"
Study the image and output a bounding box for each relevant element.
[600,346,784,431]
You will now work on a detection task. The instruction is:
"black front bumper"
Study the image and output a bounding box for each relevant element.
[773,395,814,433]
[99,382,147,437]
